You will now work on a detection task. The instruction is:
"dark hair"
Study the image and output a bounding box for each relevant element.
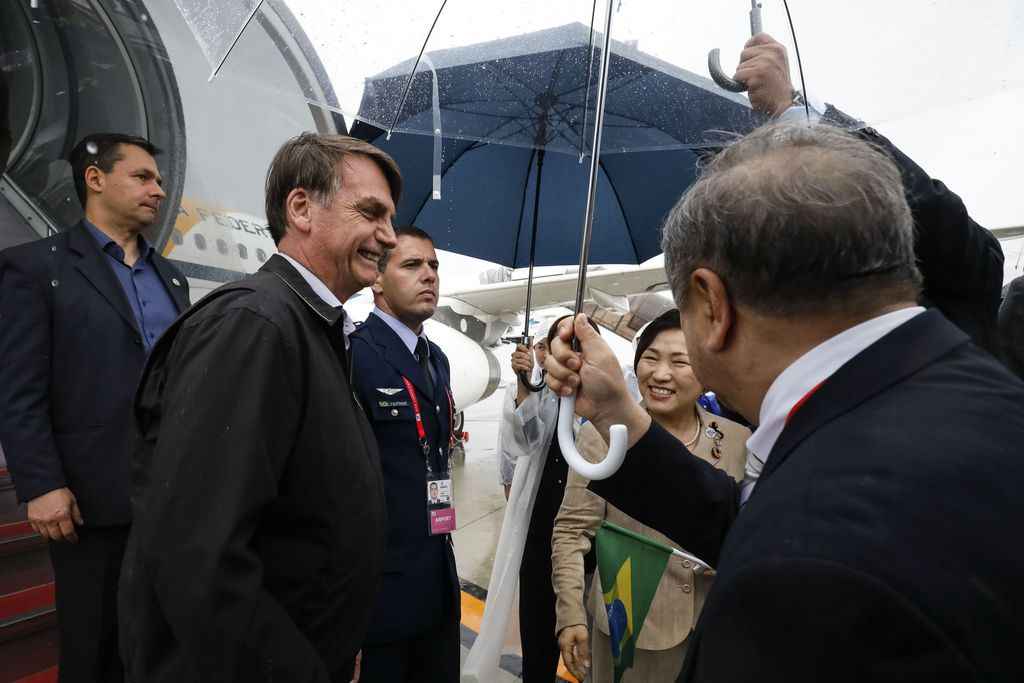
[378,225,433,272]
[69,133,160,209]
[546,313,601,348]
[633,309,682,370]
[663,122,922,317]
[264,133,402,245]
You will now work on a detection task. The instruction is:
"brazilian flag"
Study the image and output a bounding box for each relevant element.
[597,520,673,683]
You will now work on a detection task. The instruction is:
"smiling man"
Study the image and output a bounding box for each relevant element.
[119,133,401,682]
[0,133,189,682]
[349,226,461,683]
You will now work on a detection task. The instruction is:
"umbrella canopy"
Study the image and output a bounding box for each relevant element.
[352,23,759,268]
[354,122,704,267]
[359,22,760,154]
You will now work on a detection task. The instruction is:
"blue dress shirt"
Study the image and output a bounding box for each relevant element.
[371,307,437,385]
[84,220,178,350]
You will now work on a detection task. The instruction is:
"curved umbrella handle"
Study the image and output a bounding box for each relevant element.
[707,0,763,93]
[517,370,546,393]
[707,49,748,93]
[557,395,628,480]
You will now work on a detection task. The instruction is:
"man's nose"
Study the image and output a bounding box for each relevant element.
[153,182,166,200]
[378,220,397,249]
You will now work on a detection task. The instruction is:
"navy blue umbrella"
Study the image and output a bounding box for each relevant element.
[351,124,717,268]
[352,21,759,389]
[352,22,759,268]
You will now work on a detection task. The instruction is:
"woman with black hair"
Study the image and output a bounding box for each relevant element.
[551,309,750,682]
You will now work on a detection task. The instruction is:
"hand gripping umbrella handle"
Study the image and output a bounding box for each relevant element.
[708,0,763,92]
[557,395,628,480]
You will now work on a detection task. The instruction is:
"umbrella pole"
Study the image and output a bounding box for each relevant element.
[572,0,615,317]
[518,149,547,392]
[555,0,630,482]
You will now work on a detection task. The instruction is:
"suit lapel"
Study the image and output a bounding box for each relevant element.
[365,314,434,399]
[151,255,189,312]
[68,223,139,334]
[758,311,969,486]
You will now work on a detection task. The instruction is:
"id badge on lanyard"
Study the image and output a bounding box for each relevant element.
[400,376,456,535]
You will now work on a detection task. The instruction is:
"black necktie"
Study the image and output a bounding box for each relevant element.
[416,338,435,398]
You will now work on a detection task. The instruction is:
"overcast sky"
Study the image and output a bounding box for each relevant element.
[276,0,1024,285]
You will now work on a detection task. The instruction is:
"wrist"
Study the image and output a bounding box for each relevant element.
[771,88,803,119]
[591,400,650,448]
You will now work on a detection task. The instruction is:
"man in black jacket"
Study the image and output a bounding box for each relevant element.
[119,134,400,682]
[0,133,189,682]
[544,122,1024,682]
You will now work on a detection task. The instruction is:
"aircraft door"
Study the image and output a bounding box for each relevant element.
[0,0,185,246]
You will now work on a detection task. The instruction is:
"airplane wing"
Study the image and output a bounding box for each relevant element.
[442,225,1022,317]
[441,261,668,317]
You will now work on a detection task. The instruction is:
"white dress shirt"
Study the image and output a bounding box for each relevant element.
[371,306,430,358]
[277,252,355,347]
[740,306,926,504]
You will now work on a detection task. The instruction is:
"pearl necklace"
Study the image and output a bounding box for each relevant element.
[682,411,702,449]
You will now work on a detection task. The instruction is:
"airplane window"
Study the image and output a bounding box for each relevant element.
[194,234,207,251]
[238,243,248,259]
[256,248,267,262]
[170,230,183,245]
[216,238,228,255]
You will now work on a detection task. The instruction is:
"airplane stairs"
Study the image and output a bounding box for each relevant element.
[0,459,59,682]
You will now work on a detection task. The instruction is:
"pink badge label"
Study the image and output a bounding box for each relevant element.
[429,507,456,535]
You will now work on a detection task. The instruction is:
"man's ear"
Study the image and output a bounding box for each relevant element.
[285,188,313,235]
[690,268,734,353]
[84,166,103,196]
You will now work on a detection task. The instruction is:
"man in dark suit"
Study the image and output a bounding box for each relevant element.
[119,133,400,682]
[350,225,461,682]
[544,121,1024,682]
[0,133,189,682]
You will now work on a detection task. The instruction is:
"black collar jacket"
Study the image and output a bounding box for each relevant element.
[121,254,386,682]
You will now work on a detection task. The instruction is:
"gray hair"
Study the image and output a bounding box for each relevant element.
[264,133,402,245]
[662,123,922,316]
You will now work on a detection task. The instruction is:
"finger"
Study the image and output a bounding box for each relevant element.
[560,641,576,672]
[558,316,574,341]
[544,373,574,398]
[579,634,591,669]
[548,340,582,372]
[43,522,62,542]
[28,520,44,537]
[351,650,361,683]
[573,314,599,346]
[515,344,529,354]
[745,32,778,48]
[71,500,84,526]
[543,354,580,385]
[57,517,78,543]
[738,45,764,64]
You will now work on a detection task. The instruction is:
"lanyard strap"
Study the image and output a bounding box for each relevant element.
[400,376,428,443]
[444,387,456,449]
